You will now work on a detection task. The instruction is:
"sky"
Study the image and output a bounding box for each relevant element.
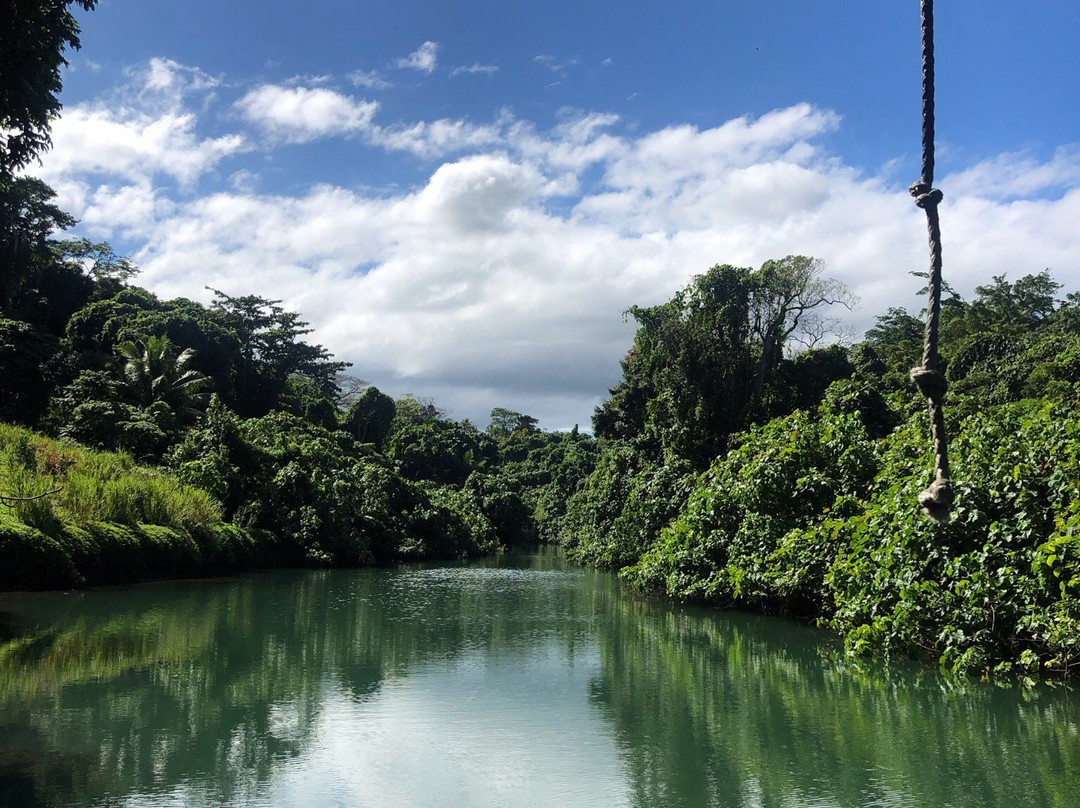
[33,0,1080,429]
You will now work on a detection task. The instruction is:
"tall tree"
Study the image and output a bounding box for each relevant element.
[0,0,97,176]
[0,176,74,313]
[343,386,396,447]
[487,407,540,439]
[594,257,853,466]
[207,289,348,416]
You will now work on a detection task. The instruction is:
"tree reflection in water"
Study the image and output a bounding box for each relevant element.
[0,554,1076,808]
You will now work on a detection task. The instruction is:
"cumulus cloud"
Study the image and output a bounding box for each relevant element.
[397,41,439,74]
[36,61,1080,429]
[236,85,379,143]
[41,107,245,186]
[943,146,1080,200]
[35,58,244,194]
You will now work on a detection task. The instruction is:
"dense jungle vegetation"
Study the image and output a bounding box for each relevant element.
[3,0,1080,679]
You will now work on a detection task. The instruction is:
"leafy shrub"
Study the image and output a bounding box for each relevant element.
[626,405,879,613]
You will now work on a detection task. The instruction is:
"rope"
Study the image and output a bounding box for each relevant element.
[909,0,953,523]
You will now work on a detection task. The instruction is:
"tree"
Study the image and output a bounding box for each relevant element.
[486,407,540,439]
[116,335,211,421]
[863,306,925,381]
[207,289,348,416]
[968,271,1061,332]
[594,257,854,466]
[0,0,98,176]
[343,386,396,447]
[389,417,493,486]
[54,237,138,296]
[744,256,857,421]
[0,176,75,313]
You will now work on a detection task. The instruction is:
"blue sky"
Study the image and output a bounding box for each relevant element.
[36,0,1080,428]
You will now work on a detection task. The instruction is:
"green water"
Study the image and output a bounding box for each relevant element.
[0,552,1076,808]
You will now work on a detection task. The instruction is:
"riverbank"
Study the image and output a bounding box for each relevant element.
[0,422,297,590]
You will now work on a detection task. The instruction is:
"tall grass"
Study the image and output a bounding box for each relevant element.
[0,423,273,591]
[0,423,222,534]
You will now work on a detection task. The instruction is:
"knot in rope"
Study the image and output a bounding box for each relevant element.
[917,477,954,524]
[909,182,944,209]
[909,367,946,400]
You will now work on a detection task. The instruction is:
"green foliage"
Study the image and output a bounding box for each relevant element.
[625,399,879,613]
[0,515,80,590]
[0,176,78,316]
[402,483,500,560]
[170,406,503,565]
[0,316,69,424]
[487,407,540,439]
[116,334,211,417]
[594,256,853,466]
[862,306,924,387]
[560,264,1080,678]
[824,400,1080,675]
[466,471,535,546]
[0,422,282,589]
[280,373,339,430]
[0,0,97,175]
[561,442,695,569]
[389,411,495,486]
[208,289,348,416]
[66,288,242,398]
[617,392,1080,677]
[342,385,396,447]
[46,369,180,460]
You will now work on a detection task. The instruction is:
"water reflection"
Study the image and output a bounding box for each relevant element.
[591,595,1080,808]
[0,554,1076,808]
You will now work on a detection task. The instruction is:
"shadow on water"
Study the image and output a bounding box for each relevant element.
[0,550,1076,807]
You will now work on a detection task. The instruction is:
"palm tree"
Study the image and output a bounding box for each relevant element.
[116,335,211,421]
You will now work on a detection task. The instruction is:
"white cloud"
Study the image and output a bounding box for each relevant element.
[451,63,499,78]
[233,80,502,157]
[236,85,379,143]
[397,41,439,74]
[943,146,1080,200]
[40,107,245,186]
[35,58,244,191]
[349,69,392,90]
[371,118,504,158]
[37,62,1080,429]
[135,57,222,106]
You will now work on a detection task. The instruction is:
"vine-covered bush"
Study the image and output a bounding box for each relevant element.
[825,399,1080,676]
[624,390,1080,677]
[561,442,694,569]
[625,398,879,615]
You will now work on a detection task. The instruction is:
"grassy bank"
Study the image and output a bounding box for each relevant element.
[0,423,293,590]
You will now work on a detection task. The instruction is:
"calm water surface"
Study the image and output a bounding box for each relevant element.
[0,551,1077,808]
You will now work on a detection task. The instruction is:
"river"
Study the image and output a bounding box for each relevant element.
[0,551,1077,807]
